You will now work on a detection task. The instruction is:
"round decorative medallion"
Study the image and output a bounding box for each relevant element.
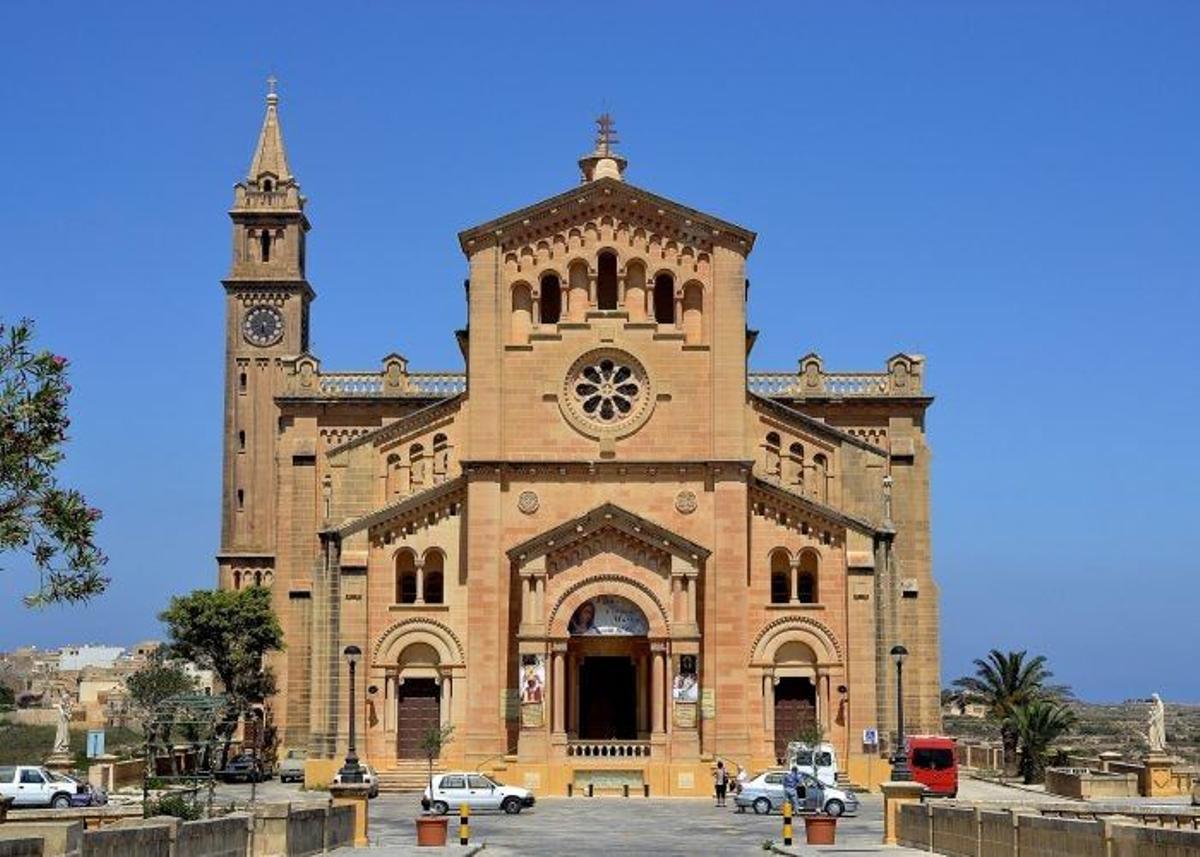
[517,491,539,515]
[559,348,654,439]
[675,490,698,514]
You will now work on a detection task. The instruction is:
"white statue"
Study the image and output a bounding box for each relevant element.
[1147,693,1167,754]
[52,695,71,755]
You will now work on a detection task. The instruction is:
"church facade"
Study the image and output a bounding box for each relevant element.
[217,87,940,793]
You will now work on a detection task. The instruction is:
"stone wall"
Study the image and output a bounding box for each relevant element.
[1045,767,1139,800]
[898,803,1200,857]
[0,839,43,857]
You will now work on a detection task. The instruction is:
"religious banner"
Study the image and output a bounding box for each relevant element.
[672,654,698,702]
[519,653,545,728]
[567,595,649,636]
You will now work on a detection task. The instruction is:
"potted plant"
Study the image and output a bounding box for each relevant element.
[804,810,838,845]
[415,723,454,847]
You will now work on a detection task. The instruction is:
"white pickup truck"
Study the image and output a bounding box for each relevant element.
[0,765,83,808]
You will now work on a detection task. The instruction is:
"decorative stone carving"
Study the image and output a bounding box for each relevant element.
[518,490,539,515]
[559,348,654,440]
[1148,693,1167,753]
[674,490,697,514]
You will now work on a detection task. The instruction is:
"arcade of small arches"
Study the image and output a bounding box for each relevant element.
[231,568,273,589]
[393,547,446,605]
[510,250,705,345]
[761,430,829,503]
[768,547,821,605]
[385,433,454,499]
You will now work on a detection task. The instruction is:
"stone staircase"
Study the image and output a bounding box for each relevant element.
[376,759,443,794]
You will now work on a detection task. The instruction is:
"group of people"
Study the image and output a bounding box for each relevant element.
[712,760,805,812]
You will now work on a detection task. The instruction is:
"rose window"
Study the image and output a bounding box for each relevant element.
[560,349,654,438]
[573,357,641,423]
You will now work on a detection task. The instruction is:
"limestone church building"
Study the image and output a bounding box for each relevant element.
[217,86,940,792]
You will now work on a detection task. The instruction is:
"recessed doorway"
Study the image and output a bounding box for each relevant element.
[578,656,637,740]
[395,678,439,759]
[774,677,817,762]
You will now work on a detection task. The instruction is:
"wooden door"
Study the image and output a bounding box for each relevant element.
[396,679,440,759]
[774,677,817,763]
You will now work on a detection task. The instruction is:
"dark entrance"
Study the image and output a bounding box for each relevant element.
[396,678,439,759]
[774,677,817,762]
[578,656,636,740]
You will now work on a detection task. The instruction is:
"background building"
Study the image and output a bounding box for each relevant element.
[218,88,940,791]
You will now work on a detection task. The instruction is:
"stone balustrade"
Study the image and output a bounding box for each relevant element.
[749,352,925,398]
[565,740,652,759]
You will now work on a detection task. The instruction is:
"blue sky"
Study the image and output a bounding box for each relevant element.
[1,3,1196,702]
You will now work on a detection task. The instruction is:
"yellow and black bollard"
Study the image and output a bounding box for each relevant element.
[782,799,793,847]
[459,803,470,846]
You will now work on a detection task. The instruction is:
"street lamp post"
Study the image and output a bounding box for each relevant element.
[338,645,364,784]
[889,644,912,781]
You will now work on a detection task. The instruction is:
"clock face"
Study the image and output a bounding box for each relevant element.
[242,306,283,347]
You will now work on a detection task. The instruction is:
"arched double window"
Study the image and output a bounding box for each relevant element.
[797,551,819,604]
[395,550,418,604]
[770,549,791,604]
[423,549,445,604]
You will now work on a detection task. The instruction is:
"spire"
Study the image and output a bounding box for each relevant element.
[578,112,628,182]
[248,75,292,184]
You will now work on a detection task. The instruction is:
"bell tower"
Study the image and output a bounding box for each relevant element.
[218,79,314,588]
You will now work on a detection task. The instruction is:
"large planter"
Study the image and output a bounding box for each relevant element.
[415,815,449,847]
[804,814,837,845]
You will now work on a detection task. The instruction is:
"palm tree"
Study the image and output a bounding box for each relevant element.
[1013,700,1076,784]
[951,649,1059,775]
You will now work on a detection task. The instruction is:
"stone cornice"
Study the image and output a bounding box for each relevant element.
[750,477,881,537]
[749,393,886,456]
[457,176,756,255]
[506,502,711,564]
[328,476,466,539]
[326,394,465,458]
[463,460,752,481]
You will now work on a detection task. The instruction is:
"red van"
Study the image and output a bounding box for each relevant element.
[907,736,958,797]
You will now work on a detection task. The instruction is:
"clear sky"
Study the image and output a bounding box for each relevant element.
[1,3,1196,702]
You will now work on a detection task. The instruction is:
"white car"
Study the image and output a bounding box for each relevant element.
[0,765,80,808]
[331,764,379,798]
[421,772,534,815]
[734,770,858,817]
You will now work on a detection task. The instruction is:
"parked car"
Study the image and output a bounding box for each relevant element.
[278,749,306,784]
[785,741,840,786]
[331,764,379,798]
[0,765,102,809]
[421,772,534,815]
[217,754,266,783]
[907,735,958,798]
[734,770,858,817]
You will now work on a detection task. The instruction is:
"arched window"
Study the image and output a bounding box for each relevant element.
[432,434,449,482]
[797,551,819,604]
[682,282,703,342]
[236,489,244,511]
[409,443,426,489]
[423,550,445,604]
[262,178,274,192]
[597,251,618,309]
[653,273,675,324]
[386,453,402,498]
[812,453,828,502]
[238,430,246,452]
[540,274,561,324]
[770,549,791,604]
[259,230,271,262]
[787,442,804,487]
[253,570,263,587]
[395,550,418,604]
[764,432,782,477]
[511,283,532,343]
[232,571,242,590]
[238,372,247,392]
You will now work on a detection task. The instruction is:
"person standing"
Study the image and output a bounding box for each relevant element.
[783,765,801,814]
[733,764,750,812]
[713,760,729,807]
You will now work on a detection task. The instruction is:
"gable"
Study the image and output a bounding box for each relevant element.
[506,501,710,566]
[458,177,756,262]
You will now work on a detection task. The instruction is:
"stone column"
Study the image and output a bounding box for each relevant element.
[552,651,566,735]
[671,576,683,621]
[686,575,697,624]
[764,674,775,733]
[414,558,425,604]
[440,675,453,727]
[651,649,665,735]
[568,653,580,736]
[790,557,801,603]
[637,655,649,734]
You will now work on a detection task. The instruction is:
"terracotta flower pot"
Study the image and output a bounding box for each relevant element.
[804,814,837,845]
[415,815,449,846]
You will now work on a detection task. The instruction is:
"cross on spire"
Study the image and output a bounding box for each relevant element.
[595,112,618,156]
[266,74,278,95]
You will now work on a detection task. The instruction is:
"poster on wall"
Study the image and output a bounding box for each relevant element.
[672,654,698,702]
[567,595,649,636]
[520,654,545,704]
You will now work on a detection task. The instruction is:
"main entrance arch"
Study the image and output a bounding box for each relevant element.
[564,595,650,740]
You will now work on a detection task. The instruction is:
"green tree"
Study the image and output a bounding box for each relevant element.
[0,685,14,709]
[951,649,1061,775]
[0,318,107,605]
[1013,700,1076,784]
[420,723,454,812]
[126,651,197,713]
[159,587,283,711]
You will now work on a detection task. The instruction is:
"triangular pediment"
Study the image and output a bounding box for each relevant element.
[458,177,756,258]
[505,502,710,565]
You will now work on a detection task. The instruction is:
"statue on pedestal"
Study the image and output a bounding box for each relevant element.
[1147,693,1167,754]
[53,695,72,754]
